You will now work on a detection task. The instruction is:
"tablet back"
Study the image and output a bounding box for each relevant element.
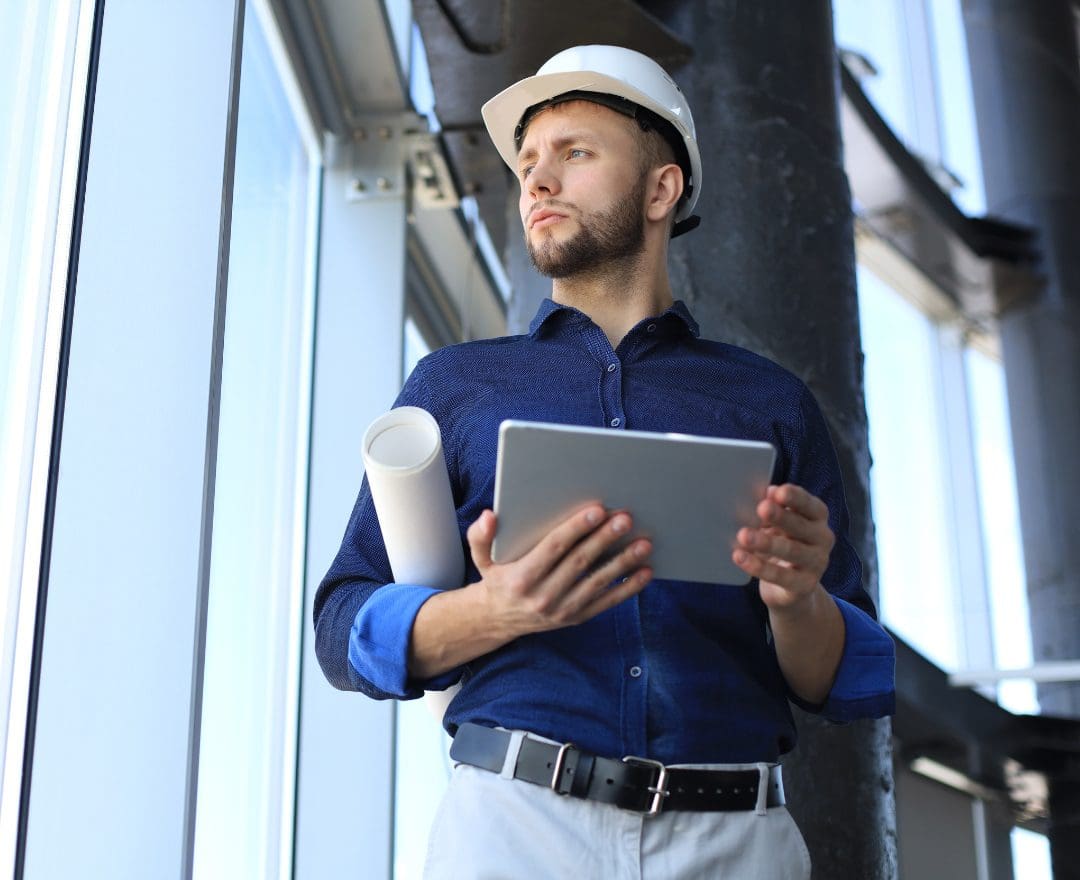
[491,420,776,585]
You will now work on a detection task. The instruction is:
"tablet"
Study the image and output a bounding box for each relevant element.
[491,420,777,585]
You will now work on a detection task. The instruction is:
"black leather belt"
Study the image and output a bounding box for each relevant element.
[450,723,785,816]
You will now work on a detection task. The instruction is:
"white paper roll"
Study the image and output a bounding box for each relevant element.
[362,406,464,720]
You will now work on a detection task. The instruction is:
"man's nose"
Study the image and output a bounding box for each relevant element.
[527,157,560,197]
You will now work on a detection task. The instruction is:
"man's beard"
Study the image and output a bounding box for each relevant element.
[526,179,647,279]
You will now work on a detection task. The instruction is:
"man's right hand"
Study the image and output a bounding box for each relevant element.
[407,505,652,680]
[468,505,653,637]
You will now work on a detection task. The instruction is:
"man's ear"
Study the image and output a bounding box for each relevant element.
[646,163,684,224]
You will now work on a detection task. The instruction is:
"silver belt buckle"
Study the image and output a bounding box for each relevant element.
[622,755,670,816]
[549,741,576,794]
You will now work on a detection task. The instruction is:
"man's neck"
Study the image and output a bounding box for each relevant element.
[550,256,674,349]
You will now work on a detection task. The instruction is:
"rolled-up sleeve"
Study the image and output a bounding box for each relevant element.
[790,596,896,721]
[348,583,465,698]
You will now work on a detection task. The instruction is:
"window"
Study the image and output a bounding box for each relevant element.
[1012,826,1053,880]
[925,0,986,214]
[857,266,964,670]
[857,259,1055,875]
[834,0,986,214]
[0,0,91,863]
[20,3,250,875]
[834,0,919,148]
[394,294,451,880]
[965,347,1036,714]
[192,4,319,876]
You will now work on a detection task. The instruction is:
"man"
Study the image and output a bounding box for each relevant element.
[315,45,895,878]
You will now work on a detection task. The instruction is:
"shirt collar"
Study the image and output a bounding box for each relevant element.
[527,298,701,339]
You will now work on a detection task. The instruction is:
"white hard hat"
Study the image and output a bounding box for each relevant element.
[482,45,702,236]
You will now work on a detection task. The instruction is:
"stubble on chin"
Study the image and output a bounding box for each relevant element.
[525,180,646,279]
[527,222,604,279]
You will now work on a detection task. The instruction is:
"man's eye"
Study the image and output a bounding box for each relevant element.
[568,149,587,159]
[521,165,534,179]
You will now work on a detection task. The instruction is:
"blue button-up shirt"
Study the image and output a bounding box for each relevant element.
[314,299,895,764]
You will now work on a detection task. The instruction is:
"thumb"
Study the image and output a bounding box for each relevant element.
[467,509,496,570]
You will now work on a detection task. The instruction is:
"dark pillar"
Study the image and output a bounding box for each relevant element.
[647,3,896,876]
[963,2,1080,873]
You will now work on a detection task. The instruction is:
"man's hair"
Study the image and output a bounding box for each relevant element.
[634,121,678,176]
[630,119,681,231]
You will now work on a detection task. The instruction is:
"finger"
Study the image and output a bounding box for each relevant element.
[733,548,817,591]
[756,499,834,548]
[737,528,823,570]
[518,503,608,583]
[524,529,648,626]
[466,510,496,570]
[555,537,652,617]
[767,484,829,522]
[577,565,653,621]
[544,511,636,591]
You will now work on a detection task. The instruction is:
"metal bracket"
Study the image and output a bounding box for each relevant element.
[331,112,459,209]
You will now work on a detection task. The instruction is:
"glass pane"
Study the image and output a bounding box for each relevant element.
[393,315,454,880]
[408,22,436,119]
[383,0,412,84]
[193,6,315,877]
[393,698,453,880]
[857,266,961,669]
[965,347,1036,714]
[833,0,916,147]
[0,0,83,797]
[1011,827,1052,879]
[926,0,986,215]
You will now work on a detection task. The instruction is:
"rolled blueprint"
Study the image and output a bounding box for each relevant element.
[362,406,464,721]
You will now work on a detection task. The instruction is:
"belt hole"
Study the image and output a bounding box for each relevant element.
[697,787,705,794]
[715,788,722,794]
[734,787,740,794]
[606,778,614,785]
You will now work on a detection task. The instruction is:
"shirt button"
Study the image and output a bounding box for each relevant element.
[607,363,617,373]
[646,323,657,333]
[610,417,621,427]
[629,666,643,678]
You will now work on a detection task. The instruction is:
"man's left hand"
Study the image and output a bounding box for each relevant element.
[732,483,834,610]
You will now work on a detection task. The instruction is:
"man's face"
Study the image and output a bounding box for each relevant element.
[516,101,647,278]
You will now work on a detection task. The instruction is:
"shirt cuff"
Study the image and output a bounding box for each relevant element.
[790,596,896,722]
[348,583,464,698]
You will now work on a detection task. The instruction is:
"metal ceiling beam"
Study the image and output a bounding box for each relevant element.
[268,0,410,135]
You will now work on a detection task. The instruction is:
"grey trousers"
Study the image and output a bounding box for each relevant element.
[423,733,811,880]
